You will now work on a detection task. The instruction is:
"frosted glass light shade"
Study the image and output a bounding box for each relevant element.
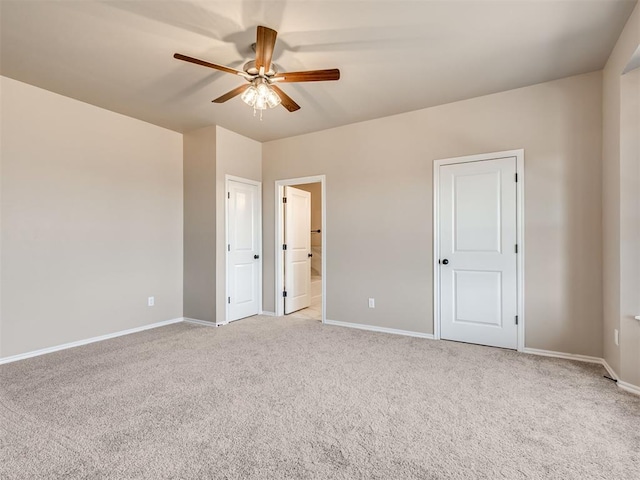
[241,86,258,106]
[256,82,270,97]
[266,89,281,108]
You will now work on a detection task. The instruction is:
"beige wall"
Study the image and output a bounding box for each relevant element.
[619,68,640,387]
[215,126,262,322]
[292,183,322,248]
[263,71,603,356]
[183,126,217,322]
[602,2,640,384]
[183,126,261,324]
[0,76,183,358]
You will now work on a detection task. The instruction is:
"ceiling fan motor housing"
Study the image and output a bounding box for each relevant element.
[243,60,278,77]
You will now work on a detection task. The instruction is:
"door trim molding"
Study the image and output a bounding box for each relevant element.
[274,175,326,323]
[432,149,525,351]
[225,175,262,324]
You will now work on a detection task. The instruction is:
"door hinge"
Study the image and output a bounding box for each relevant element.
[228,297,231,304]
[515,244,518,254]
[228,244,231,252]
[283,197,287,203]
[282,291,287,298]
[515,315,519,325]
[283,244,287,250]
[227,192,230,199]
[515,173,518,182]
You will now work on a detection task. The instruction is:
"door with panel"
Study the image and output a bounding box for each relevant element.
[228,179,261,322]
[439,157,518,349]
[284,186,311,314]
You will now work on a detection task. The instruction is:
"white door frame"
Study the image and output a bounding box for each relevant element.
[226,175,262,324]
[275,175,327,323]
[433,149,525,351]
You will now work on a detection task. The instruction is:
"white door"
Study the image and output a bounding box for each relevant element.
[284,186,311,314]
[228,180,260,322]
[439,157,518,349]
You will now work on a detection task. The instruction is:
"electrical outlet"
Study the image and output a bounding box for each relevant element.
[148,296,155,307]
[368,298,375,308]
[614,329,619,346]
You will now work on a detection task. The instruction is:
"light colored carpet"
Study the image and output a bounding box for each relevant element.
[1,316,639,479]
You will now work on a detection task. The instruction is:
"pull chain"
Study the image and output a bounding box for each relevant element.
[252,107,263,120]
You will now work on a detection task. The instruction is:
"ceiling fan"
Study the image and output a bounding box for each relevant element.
[174,26,340,114]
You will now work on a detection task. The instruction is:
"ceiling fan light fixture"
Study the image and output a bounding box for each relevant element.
[242,79,280,113]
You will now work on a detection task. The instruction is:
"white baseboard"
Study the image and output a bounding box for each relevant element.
[618,380,640,396]
[260,311,276,317]
[598,361,640,396]
[600,359,618,380]
[0,317,183,365]
[324,319,435,339]
[521,347,604,365]
[183,317,218,327]
[523,348,640,396]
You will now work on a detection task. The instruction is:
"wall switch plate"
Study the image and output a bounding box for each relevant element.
[614,328,619,346]
[368,298,375,308]
[148,296,155,307]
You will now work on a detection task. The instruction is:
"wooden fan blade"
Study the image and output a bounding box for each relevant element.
[272,69,340,83]
[271,85,300,112]
[255,26,277,73]
[212,84,250,103]
[174,53,246,77]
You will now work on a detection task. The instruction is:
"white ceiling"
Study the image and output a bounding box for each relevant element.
[1,1,636,142]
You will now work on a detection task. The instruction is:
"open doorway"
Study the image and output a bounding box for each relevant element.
[275,176,326,323]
